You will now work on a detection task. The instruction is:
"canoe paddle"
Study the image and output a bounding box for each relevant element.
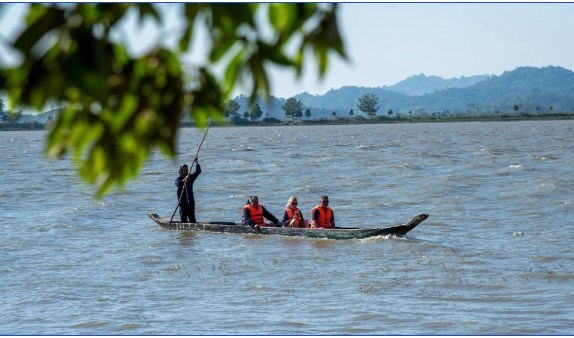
[169,118,212,226]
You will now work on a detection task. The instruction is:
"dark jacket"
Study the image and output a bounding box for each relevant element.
[242,204,279,226]
[175,163,201,204]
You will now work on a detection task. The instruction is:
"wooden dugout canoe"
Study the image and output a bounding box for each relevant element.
[148,213,429,240]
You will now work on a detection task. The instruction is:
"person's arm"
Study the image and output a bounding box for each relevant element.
[175,176,183,188]
[312,208,319,222]
[184,163,201,185]
[310,208,320,228]
[262,207,279,225]
[330,209,335,227]
[243,207,255,226]
[281,209,290,224]
[175,176,185,201]
[190,163,201,179]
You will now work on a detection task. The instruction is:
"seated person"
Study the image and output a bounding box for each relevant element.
[310,195,335,229]
[281,196,309,228]
[242,195,279,227]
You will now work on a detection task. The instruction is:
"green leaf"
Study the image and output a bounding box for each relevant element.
[14,5,65,56]
[135,3,160,21]
[1,3,347,198]
[224,49,246,96]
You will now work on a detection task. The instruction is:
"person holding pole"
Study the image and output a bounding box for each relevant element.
[168,119,212,226]
[175,157,201,223]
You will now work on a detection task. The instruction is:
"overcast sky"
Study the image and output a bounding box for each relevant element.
[2,2,574,100]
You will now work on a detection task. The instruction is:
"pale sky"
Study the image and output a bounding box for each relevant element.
[2,2,574,100]
[274,2,574,97]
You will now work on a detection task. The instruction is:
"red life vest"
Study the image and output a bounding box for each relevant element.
[243,203,265,225]
[311,206,333,228]
[285,208,303,223]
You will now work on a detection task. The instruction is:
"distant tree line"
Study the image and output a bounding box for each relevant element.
[221,91,571,125]
[0,98,23,123]
[3,92,573,131]
[220,93,383,123]
[5,93,573,131]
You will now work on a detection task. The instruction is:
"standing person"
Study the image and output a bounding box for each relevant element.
[310,195,335,229]
[175,157,201,223]
[242,195,279,227]
[282,196,309,228]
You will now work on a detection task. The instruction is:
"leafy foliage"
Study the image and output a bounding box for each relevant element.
[357,93,380,118]
[249,103,263,121]
[5,110,23,122]
[0,98,22,122]
[224,99,241,120]
[282,97,304,120]
[0,3,346,196]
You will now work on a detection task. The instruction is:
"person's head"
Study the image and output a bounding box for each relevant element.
[179,164,189,176]
[319,195,329,208]
[286,196,298,209]
[249,195,259,207]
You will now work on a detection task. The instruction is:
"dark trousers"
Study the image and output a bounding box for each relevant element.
[179,200,196,223]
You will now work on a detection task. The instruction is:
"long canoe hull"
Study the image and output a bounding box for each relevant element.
[148,213,429,240]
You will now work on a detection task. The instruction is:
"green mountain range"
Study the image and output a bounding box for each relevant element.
[234,65,574,119]
[7,65,574,124]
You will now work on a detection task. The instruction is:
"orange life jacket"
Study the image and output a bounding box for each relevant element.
[285,207,303,223]
[243,203,265,225]
[310,206,333,228]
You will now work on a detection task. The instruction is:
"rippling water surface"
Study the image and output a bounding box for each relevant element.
[1,121,573,334]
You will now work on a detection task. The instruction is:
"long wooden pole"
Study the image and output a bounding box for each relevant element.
[169,118,212,226]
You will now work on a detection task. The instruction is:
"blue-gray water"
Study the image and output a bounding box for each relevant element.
[1,121,573,334]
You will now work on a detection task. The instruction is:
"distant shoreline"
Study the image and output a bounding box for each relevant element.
[1,113,573,132]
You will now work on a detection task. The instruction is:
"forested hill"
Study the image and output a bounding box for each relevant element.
[234,66,574,119]
[384,73,491,96]
[295,66,574,117]
[6,65,574,125]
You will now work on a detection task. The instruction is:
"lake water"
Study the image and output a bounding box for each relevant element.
[1,121,573,334]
